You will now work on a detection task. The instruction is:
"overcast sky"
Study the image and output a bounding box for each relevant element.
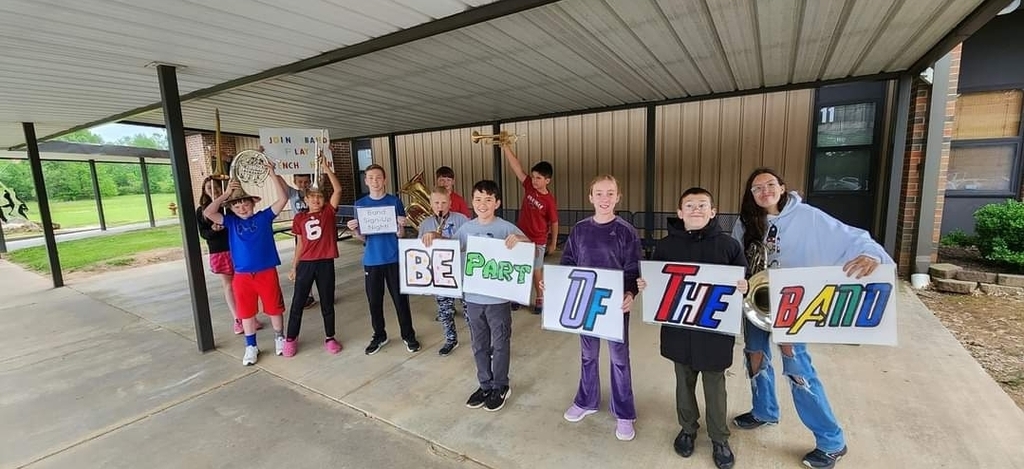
[92,123,166,142]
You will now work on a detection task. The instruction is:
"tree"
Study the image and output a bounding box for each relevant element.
[54,129,103,144]
[0,161,36,201]
[115,132,168,150]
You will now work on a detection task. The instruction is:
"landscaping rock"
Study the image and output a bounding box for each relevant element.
[979,283,1024,296]
[929,263,961,279]
[997,273,1024,288]
[933,278,978,294]
[956,270,999,283]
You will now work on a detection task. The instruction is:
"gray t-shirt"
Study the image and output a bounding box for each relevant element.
[418,212,470,239]
[287,185,308,213]
[455,217,525,305]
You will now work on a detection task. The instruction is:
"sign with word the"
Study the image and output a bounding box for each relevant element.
[768,265,898,346]
[542,265,624,342]
[462,236,534,305]
[640,261,745,336]
[398,239,462,298]
[259,128,333,175]
[356,206,399,235]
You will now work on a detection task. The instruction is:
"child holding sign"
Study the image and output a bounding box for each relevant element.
[417,186,470,356]
[347,164,421,356]
[556,175,642,441]
[637,187,747,469]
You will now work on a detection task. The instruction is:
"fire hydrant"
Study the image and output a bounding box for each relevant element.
[168,202,178,216]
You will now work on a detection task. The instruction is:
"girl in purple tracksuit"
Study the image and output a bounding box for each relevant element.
[559,174,642,441]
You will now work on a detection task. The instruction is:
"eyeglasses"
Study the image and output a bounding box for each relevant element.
[682,202,712,212]
[750,182,780,195]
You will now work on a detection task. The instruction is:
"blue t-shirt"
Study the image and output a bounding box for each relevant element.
[356,193,406,266]
[223,209,281,273]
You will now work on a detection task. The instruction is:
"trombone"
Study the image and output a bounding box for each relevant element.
[471,130,523,146]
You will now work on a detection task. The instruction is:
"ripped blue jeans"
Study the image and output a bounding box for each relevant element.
[742,319,846,453]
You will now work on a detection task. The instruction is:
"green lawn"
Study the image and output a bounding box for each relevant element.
[5,225,183,272]
[17,193,178,230]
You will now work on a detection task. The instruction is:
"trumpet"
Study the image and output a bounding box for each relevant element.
[742,241,773,331]
[471,130,522,146]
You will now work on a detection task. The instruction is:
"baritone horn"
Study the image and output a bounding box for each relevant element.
[471,130,523,146]
[400,171,432,228]
[742,241,773,331]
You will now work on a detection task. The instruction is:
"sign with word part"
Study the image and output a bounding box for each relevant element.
[542,265,625,342]
[356,206,399,235]
[768,265,898,346]
[398,239,462,298]
[462,237,534,305]
[259,128,333,175]
[640,261,745,336]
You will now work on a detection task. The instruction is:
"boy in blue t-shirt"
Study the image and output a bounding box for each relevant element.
[347,164,420,355]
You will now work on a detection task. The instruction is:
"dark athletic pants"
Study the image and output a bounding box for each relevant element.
[287,259,335,339]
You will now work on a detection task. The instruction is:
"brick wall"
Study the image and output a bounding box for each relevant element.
[329,140,355,204]
[186,133,237,206]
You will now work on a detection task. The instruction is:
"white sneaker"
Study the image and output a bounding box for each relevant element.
[242,345,259,366]
[275,336,285,356]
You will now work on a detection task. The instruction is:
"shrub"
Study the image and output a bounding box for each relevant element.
[974,200,1024,269]
[940,229,977,247]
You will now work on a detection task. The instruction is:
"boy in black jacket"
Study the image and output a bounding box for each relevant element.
[638,187,747,469]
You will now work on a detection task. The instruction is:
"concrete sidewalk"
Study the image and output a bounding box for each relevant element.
[2,241,1023,469]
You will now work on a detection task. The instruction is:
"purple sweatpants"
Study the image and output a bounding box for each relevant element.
[573,314,636,420]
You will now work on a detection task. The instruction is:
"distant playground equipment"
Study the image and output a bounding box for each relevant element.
[0,179,30,225]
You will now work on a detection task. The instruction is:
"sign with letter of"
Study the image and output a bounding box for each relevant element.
[640,261,746,336]
[356,206,399,235]
[398,239,462,298]
[542,265,625,342]
[258,128,333,175]
[768,264,897,345]
[462,237,534,305]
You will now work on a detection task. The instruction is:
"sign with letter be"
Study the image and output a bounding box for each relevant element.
[356,206,399,235]
[398,239,462,298]
[542,265,624,342]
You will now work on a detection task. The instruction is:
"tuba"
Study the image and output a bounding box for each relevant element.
[400,171,432,228]
[742,241,773,331]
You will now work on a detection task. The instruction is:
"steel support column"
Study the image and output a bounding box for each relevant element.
[388,134,399,194]
[883,75,913,256]
[89,159,107,231]
[157,64,215,352]
[644,105,656,246]
[914,53,953,274]
[23,122,63,287]
[140,157,155,227]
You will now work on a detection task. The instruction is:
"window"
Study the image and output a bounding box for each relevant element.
[812,149,871,191]
[817,103,876,147]
[948,144,1017,192]
[948,90,1023,195]
[953,90,1022,139]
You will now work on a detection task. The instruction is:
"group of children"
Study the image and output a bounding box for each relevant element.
[196,145,886,469]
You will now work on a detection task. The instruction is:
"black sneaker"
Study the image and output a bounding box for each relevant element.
[733,411,777,429]
[673,430,695,458]
[466,388,490,409]
[484,385,511,411]
[303,296,317,309]
[404,339,421,353]
[802,446,847,469]
[438,341,458,356]
[511,303,521,311]
[364,337,388,355]
[713,441,735,469]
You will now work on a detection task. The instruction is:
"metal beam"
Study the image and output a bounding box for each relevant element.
[157,64,215,352]
[23,122,63,288]
[914,53,953,274]
[140,157,155,228]
[907,0,1014,74]
[0,219,6,254]
[388,134,399,194]
[493,122,504,218]
[883,75,913,256]
[89,160,107,231]
[644,105,656,245]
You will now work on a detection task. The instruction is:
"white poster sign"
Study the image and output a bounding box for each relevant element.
[356,206,399,235]
[398,239,462,297]
[258,128,333,175]
[462,237,534,305]
[640,261,746,336]
[542,265,624,342]
[768,265,898,346]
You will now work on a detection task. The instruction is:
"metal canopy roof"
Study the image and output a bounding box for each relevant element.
[0,141,170,164]
[1,0,1009,149]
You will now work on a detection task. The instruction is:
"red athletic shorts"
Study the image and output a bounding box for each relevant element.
[209,251,234,275]
[232,268,285,319]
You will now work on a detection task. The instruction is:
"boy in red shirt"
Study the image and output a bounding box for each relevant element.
[282,158,344,356]
[501,143,558,313]
[436,166,471,218]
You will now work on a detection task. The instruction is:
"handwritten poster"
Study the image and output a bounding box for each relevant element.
[259,128,333,175]
[640,261,745,336]
[357,206,399,235]
[398,239,463,298]
[462,237,534,305]
[542,265,624,342]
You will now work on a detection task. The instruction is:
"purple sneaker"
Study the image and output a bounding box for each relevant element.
[615,419,636,441]
[563,404,597,422]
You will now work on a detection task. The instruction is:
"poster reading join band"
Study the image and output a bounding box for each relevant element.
[398,239,462,298]
[768,265,898,346]
[462,237,534,305]
[258,128,333,175]
[542,265,624,342]
[640,261,746,336]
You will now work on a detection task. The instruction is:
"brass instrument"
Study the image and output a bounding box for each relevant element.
[471,130,523,146]
[433,211,450,236]
[743,241,773,331]
[400,171,432,228]
[210,108,229,182]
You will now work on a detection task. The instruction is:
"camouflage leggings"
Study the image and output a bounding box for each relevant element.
[436,296,460,345]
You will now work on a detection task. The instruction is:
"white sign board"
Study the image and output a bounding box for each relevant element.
[398,239,463,297]
[462,237,534,305]
[640,261,746,336]
[542,265,625,342]
[259,128,333,175]
[768,265,898,346]
[356,206,399,235]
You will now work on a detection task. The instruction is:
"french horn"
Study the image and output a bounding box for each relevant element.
[743,241,773,331]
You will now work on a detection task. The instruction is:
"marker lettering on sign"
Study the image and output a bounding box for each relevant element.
[653,264,736,329]
[404,249,458,289]
[774,282,893,334]
[559,269,612,331]
[464,252,532,284]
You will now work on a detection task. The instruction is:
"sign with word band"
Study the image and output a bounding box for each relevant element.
[398,239,462,298]
[356,206,399,235]
[258,128,333,175]
[640,261,745,336]
[542,265,625,342]
[768,264,898,346]
[462,236,534,305]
